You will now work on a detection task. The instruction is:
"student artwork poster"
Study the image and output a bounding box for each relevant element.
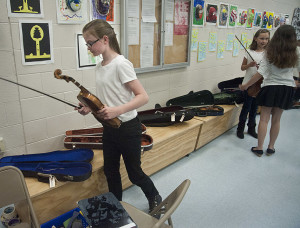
[226,33,234,51]
[193,0,205,27]
[218,3,229,28]
[191,29,199,51]
[217,40,225,59]
[208,32,217,51]
[206,3,218,25]
[90,0,115,23]
[228,5,238,27]
[266,11,274,30]
[233,38,239,57]
[237,9,247,27]
[261,11,268,28]
[197,41,208,62]
[7,0,44,18]
[56,0,88,24]
[254,12,262,27]
[273,14,280,29]
[246,8,255,29]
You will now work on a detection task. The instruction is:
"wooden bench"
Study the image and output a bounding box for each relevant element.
[25,105,241,224]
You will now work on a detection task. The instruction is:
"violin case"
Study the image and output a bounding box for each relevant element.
[64,124,153,153]
[165,91,224,117]
[0,149,94,182]
[137,104,195,127]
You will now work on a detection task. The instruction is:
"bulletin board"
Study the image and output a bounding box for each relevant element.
[121,0,192,73]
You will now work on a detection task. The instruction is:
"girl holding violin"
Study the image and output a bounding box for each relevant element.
[236,29,270,139]
[240,25,300,157]
[77,19,162,216]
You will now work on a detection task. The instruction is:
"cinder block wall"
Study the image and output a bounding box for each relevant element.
[0,0,298,156]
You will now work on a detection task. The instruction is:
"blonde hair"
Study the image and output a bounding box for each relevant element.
[82,19,121,54]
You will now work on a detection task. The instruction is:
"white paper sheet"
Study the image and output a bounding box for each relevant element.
[128,18,140,45]
[140,44,154,68]
[142,0,157,22]
[128,0,140,18]
[166,0,175,21]
[141,22,154,45]
[164,22,173,46]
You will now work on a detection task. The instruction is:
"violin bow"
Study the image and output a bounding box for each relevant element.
[0,76,81,109]
[235,35,255,62]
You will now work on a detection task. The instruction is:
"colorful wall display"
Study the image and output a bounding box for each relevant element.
[266,11,274,29]
[241,32,247,50]
[233,38,239,57]
[253,12,262,27]
[217,40,225,59]
[226,33,234,51]
[273,14,280,29]
[7,0,43,17]
[193,0,205,27]
[90,0,115,23]
[19,20,53,65]
[56,0,88,24]
[246,8,255,29]
[237,9,247,27]
[191,29,199,51]
[208,32,217,51]
[261,11,268,28]
[205,3,218,25]
[76,34,102,69]
[197,41,208,62]
[228,5,238,27]
[218,3,229,28]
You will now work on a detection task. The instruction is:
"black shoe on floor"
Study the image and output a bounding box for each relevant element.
[237,130,244,139]
[148,194,162,219]
[248,128,258,138]
[251,147,263,157]
[266,148,275,156]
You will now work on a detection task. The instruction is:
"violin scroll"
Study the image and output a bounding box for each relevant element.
[54,69,73,83]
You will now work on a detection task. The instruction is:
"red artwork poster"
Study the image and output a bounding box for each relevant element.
[174,0,190,35]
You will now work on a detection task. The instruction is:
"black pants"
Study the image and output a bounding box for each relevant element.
[238,91,257,128]
[103,116,159,201]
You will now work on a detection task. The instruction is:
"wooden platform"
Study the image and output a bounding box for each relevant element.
[25,105,242,224]
[194,105,242,149]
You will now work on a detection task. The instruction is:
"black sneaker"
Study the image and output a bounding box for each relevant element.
[148,194,162,219]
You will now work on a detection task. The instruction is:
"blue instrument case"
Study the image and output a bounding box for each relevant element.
[0,149,94,182]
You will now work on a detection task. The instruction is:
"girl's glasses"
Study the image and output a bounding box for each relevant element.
[86,39,100,48]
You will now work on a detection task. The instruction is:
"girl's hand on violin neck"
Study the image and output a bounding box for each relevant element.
[76,103,91,115]
[97,105,120,120]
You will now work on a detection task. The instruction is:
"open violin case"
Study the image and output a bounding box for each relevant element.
[216,77,244,104]
[137,104,195,126]
[0,149,94,182]
[166,91,224,117]
[64,124,153,153]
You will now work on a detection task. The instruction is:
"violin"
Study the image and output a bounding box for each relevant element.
[54,69,121,128]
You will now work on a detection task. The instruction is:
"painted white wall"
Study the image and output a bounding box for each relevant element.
[0,0,299,156]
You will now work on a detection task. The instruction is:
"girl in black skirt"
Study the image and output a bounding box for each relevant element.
[239,25,300,157]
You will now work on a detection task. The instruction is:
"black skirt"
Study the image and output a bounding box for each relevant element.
[256,85,294,110]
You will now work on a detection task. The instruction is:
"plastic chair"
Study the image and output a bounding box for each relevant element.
[121,179,191,228]
[0,166,39,228]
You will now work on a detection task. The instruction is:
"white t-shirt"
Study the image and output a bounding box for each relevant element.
[242,50,265,84]
[95,55,137,122]
[258,54,297,88]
